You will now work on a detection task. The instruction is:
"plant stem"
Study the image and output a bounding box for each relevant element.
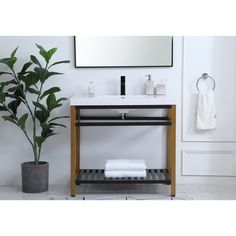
[33,63,48,163]
[38,146,42,162]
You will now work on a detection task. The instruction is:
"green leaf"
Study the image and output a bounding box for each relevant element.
[7,99,21,114]
[48,60,70,69]
[48,115,69,122]
[46,133,57,138]
[0,72,12,76]
[0,57,17,70]
[36,44,57,63]
[14,85,25,99]
[26,87,39,94]
[0,79,16,88]
[36,44,49,63]
[33,101,48,113]
[35,110,48,123]
[49,122,66,128]
[41,123,54,138]
[34,67,48,81]
[57,97,67,103]
[18,113,28,129]
[44,71,62,82]
[34,136,46,148]
[40,87,61,100]
[39,50,49,63]
[30,55,42,68]
[20,72,40,86]
[0,92,6,103]
[5,93,17,99]
[8,85,20,92]
[47,48,57,60]
[33,67,62,82]
[11,47,19,58]
[2,115,18,125]
[0,105,7,112]
[33,102,49,123]
[18,62,32,75]
[35,44,45,51]
[46,93,62,111]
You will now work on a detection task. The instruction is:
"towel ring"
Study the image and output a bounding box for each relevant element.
[196,73,216,91]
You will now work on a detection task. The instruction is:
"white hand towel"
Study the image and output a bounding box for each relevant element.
[105,159,147,171]
[196,90,216,130]
[105,170,146,178]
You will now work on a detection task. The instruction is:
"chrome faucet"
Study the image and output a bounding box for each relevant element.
[120,76,126,96]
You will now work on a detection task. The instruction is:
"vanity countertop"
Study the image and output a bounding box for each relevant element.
[70,95,176,106]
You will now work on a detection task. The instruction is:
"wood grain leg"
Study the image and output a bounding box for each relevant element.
[70,106,77,197]
[167,105,176,197]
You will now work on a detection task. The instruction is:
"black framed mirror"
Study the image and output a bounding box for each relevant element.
[74,36,173,68]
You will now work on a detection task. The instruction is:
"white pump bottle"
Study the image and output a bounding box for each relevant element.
[145,74,154,95]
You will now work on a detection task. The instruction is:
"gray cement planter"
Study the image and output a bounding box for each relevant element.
[21,161,49,193]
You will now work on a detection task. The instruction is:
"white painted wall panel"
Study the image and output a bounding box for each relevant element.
[182,151,236,176]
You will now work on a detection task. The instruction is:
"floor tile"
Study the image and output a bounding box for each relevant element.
[0,184,236,200]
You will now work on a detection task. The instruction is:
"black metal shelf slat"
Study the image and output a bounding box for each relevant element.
[77,116,171,126]
[77,121,171,126]
[77,105,171,126]
[76,169,171,185]
[80,116,170,121]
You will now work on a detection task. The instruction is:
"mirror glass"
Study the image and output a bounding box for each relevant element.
[74,36,173,68]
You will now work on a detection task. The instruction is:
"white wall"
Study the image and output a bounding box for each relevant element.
[0,36,236,186]
[180,36,236,184]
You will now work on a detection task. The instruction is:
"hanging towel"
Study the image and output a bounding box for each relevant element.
[196,90,216,130]
[105,159,147,171]
[105,170,147,178]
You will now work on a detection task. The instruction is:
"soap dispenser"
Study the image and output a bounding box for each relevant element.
[145,74,154,95]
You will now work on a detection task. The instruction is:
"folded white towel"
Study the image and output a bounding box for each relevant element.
[105,159,147,171]
[196,90,216,130]
[105,170,146,178]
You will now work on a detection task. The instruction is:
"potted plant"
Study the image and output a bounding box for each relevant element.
[0,44,70,193]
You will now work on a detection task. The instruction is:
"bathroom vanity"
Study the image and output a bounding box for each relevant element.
[70,95,176,197]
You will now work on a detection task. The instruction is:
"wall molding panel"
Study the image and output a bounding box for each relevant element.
[182,150,236,176]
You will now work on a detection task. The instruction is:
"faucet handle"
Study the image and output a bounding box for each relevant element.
[120,76,126,96]
[121,76,125,83]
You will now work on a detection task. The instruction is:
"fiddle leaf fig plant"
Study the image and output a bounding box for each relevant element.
[0,44,70,164]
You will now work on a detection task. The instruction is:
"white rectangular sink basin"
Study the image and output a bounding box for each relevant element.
[70,95,175,106]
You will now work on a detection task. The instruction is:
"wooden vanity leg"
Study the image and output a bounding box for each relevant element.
[71,106,79,197]
[167,105,176,197]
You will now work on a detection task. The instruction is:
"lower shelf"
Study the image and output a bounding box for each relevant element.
[76,169,171,185]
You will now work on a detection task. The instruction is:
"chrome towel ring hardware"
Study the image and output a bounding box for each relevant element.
[196,73,216,91]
